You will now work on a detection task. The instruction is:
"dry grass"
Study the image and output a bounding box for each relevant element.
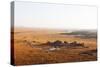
[12,28,97,65]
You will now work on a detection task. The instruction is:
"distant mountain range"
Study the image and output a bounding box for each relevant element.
[60,30,97,39]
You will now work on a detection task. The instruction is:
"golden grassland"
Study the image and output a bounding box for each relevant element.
[12,28,97,65]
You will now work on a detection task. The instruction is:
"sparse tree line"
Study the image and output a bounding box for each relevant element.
[45,40,86,48]
[22,40,88,49]
[19,40,97,56]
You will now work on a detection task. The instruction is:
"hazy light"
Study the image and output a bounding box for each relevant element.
[15,1,97,30]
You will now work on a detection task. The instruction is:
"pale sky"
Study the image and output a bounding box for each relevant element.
[15,1,97,30]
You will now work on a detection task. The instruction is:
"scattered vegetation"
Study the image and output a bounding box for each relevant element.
[12,28,97,65]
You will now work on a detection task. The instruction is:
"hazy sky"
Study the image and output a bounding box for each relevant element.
[15,1,97,29]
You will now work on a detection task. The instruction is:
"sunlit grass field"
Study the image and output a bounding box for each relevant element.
[12,28,97,65]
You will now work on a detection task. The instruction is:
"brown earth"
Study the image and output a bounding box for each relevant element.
[11,28,97,65]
